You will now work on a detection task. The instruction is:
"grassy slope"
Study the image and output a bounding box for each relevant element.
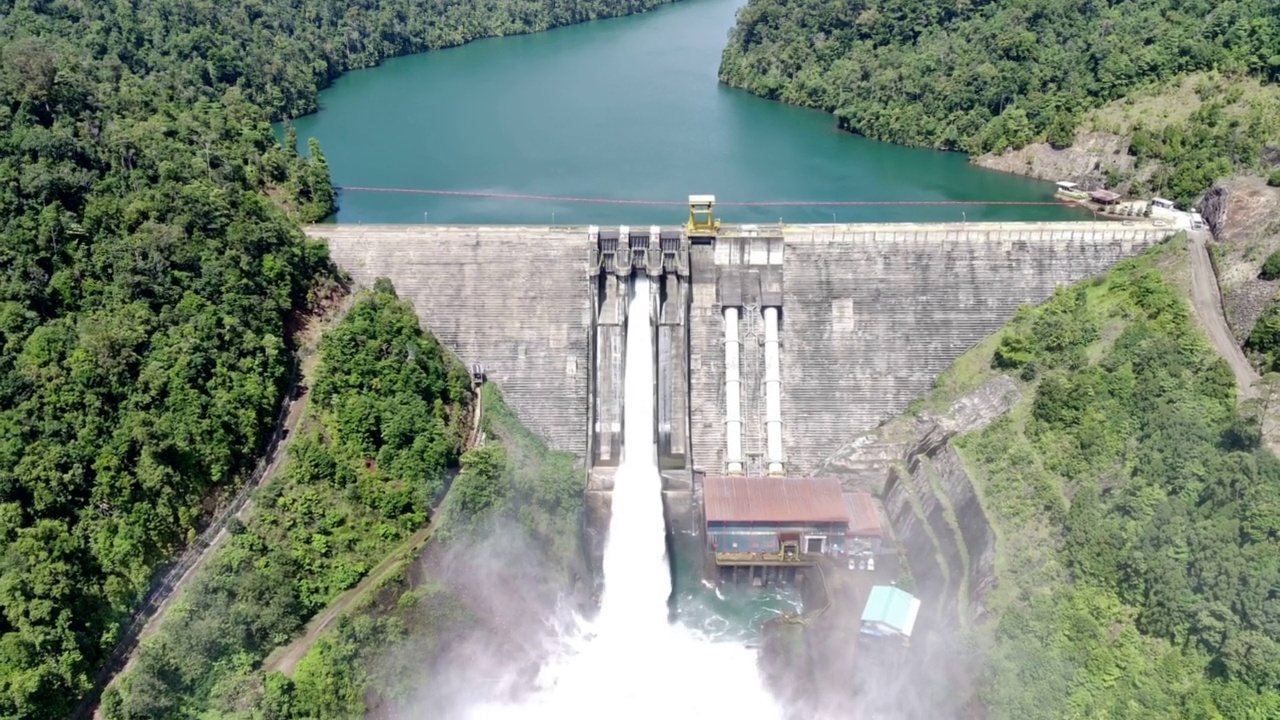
[972,71,1280,210]
[1085,73,1280,138]
[1084,73,1280,193]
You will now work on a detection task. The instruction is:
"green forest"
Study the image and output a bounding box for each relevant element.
[720,0,1280,203]
[103,281,584,719]
[104,282,472,719]
[943,238,1280,717]
[0,0,667,716]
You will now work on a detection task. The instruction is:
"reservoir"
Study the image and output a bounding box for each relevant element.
[291,0,1081,225]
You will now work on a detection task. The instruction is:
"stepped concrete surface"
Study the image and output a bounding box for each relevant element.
[305,225,592,458]
[688,244,726,474]
[307,219,1175,478]
[776,221,1172,472]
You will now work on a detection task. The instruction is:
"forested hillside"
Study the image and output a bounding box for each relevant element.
[106,283,584,718]
[925,239,1280,716]
[720,0,1280,201]
[0,0,670,716]
[104,282,472,719]
[260,382,588,719]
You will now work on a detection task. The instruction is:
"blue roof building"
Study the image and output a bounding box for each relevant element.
[860,585,921,644]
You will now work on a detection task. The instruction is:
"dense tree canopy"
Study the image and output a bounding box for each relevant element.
[103,281,471,719]
[720,0,1280,200]
[0,44,333,720]
[0,0,671,715]
[105,284,585,719]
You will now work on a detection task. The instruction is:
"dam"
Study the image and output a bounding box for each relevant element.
[304,198,1175,577]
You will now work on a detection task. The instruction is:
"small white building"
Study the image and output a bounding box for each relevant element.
[860,585,922,646]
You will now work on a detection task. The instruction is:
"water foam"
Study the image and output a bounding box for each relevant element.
[468,275,784,719]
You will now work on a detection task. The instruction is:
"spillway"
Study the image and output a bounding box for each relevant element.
[468,274,783,719]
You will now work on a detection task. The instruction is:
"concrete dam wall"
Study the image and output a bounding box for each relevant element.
[307,220,1173,482]
[310,226,594,459]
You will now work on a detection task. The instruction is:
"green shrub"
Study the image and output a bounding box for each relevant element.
[106,282,471,719]
[1261,250,1280,280]
[1246,297,1280,370]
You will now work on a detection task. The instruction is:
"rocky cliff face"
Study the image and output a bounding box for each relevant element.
[1197,176,1280,341]
[971,131,1147,192]
[819,375,1018,625]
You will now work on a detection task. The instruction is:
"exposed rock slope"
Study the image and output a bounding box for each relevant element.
[1197,176,1280,341]
[973,131,1136,191]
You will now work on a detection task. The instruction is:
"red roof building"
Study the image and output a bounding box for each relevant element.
[702,476,852,564]
[844,491,885,556]
[1089,189,1122,205]
[703,475,850,524]
[844,491,883,537]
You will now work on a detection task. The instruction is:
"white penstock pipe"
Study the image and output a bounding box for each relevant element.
[764,307,783,475]
[724,307,744,474]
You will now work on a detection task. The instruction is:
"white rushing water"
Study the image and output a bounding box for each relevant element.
[469,275,784,719]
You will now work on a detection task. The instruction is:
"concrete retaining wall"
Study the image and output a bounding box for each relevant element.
[776,222,1171,472]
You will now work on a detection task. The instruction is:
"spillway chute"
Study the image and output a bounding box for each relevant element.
[471,258,782,720]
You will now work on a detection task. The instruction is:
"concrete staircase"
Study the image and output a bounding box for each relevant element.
[688,245,725,474]
[739,303,768,476]
[312,225,592,458]
[781,225,1169,473]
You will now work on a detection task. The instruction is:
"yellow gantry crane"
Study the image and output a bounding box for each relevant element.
[687,194,720,237]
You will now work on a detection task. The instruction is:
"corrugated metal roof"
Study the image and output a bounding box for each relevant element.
[703,476,850,524]
[861,585,921,637]
[844,492,882,536]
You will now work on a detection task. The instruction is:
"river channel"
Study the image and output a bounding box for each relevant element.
[291,0,1080,225]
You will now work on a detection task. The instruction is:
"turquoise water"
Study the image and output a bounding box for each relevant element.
[670,532,801,641]
[289,0,1081,226]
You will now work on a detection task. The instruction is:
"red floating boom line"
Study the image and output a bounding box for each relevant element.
[334,185,1074,208]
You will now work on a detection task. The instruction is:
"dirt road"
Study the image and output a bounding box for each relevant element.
[1188,231,1259,399]
[263,526,434,677]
